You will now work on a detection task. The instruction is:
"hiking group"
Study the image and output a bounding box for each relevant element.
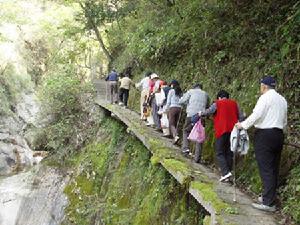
[105,70,288,213]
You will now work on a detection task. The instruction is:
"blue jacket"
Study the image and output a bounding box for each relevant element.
[106,71,118,81]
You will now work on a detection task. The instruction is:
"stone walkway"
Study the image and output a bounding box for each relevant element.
[94,80,278,225]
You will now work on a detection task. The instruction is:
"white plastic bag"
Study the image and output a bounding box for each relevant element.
[161,113,169,128]
[230,127,249,155]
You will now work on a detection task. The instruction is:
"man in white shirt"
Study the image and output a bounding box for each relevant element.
[236,76,287,212]
[135,72,152,120]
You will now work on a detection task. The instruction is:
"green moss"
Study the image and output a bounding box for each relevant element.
[162,158,194,187]
[150,155,161,165]
[63,118,204,225]
[149,147,175,165]
[64,175,95,224]
[163,158,191,175]
[154,147,173,156]
[149,138,165,151]
[225,207,239,215]
[203,216,211,225]
[191,181,230,215]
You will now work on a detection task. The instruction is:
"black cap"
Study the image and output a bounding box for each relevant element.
[261,76,276,87]
[170,79,179,86]
[193,83,202,89]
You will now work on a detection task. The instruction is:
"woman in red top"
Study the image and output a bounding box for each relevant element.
[200,90,244,182]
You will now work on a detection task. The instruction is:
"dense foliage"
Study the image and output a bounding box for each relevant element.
[38,68,99,160]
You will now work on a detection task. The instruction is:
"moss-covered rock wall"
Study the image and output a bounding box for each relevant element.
[62,119,206,225]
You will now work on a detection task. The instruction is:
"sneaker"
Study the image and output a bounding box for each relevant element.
[182,149,190,154]
[219,172,232,182]
[173,136,180,144]
[119,102,124,106]
[252,203,276,212]
[222,178,231,183]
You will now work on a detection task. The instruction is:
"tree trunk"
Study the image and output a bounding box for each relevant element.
[90,19,112,63]
[79,3,112,67]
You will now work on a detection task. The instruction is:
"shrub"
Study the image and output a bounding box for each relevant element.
[38,66,97,160]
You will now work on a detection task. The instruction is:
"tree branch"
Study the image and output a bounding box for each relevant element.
[79,2,112,63]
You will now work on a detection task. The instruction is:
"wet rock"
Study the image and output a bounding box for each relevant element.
[0,140,34,175]
[0,92,40,176]
[0,166,69,225]
[16,93,40,127]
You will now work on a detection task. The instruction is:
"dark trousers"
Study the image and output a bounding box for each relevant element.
[215,132,233,176]
[108,81,118,103]
[254,128,283,206]
[168,107,181,138]
[152,99,161,129]
[182,117,202,163]
[119,88,129,106]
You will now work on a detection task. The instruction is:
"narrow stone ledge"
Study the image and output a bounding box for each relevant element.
[94,88,278,225]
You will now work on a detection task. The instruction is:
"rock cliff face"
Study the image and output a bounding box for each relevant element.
[0,92,40,175]
[0,166,69,225]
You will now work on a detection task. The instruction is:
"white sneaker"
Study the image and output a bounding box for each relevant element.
[119,102,124,106]
[182,149,190,154]
[219,172,232,182]
[252,203,276,212]
[173,136,180,144]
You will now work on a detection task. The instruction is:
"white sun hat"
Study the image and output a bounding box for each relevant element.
[150,73,159,79]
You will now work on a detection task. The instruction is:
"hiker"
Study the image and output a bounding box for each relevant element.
[136,72,152,120]
[165,80,182,143]
[151,73,162,130]
[199,90,244,181]
[146,73,160,127]
[236,76,287,212]
[179,84,210,163]
[143,73,159,128]
[105,69,119,104]
[159,81,171,137]
[118,73,134,107]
